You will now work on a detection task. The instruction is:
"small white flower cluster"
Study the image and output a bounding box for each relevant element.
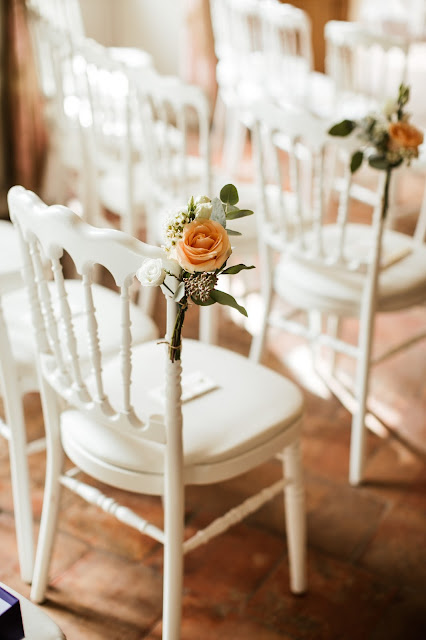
[358,114,388,147]
[162,195,212,254]
[163,206,193,254]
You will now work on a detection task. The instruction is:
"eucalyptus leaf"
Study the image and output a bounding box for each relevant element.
[191,295,215,306]
[220,263,255,275]
[368,155,390,170]
[220,184,239,206]
[328,119,356,137]
[210,289,248,317]
[226,208,254,220]
[211,197,226,228]
[173,281,186,302]
[226,229,242,236]
[350,150,364,173]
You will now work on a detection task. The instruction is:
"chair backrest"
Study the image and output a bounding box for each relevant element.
[210,0,313,102]
[358,0,426,39]
[249,99,389,286]
[26,0,85,37]
[7,186,181,445]
[260,1,314,104]
[229,0,264,62]
[74,37,211,236]
[26,1,84,126]
[324,20,410,118]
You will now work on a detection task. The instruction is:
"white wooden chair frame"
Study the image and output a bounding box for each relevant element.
[248,99,426,485]
[9,186,306,640]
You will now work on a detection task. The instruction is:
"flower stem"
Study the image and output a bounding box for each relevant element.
[381,167,392,219]
[169,298,188,362]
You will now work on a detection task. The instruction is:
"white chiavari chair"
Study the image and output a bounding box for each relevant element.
[9,185,306,640]
[249,99,426,485]
[0,201,158,583]
[25,0,154,211]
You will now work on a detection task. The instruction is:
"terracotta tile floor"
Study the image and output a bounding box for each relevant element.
[1,184,426,638]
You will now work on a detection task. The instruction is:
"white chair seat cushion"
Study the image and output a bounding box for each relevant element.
[61,339,304,475]
[3,280,158,374]
[274,223,426,315]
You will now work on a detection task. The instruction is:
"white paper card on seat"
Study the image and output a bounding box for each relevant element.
[149,371,219,405]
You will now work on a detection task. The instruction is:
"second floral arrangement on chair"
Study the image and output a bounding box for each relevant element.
[137,184,254,362]
[329,84,424,219]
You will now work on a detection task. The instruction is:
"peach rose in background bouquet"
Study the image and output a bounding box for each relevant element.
[329,84,423,219]
[137,184,254,362]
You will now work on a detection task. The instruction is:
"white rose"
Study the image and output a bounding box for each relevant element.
[195,202,213,219]
[194,195,211,205]
[382,99,398,118]
[136,258,166,287]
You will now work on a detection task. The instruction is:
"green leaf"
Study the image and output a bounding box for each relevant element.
[191,295,215,306]
[211,197,226,228]
[226,229,242,236]
[220,263,255,275]
[398,84,410,107]
[220,184,239,206]
[350,150,364,173]
[328,120,357,137]
[210,289,248,317]
[226,208,254,220]
[368,155,390,171]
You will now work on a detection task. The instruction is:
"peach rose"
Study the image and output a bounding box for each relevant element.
[388,121,424,150]
[176,219,231,273]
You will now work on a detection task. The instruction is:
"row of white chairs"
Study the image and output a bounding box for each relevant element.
[1,3,425,638]
[210,0,420,172]
[0,4,304,638]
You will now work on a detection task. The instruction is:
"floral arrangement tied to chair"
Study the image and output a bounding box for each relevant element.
[329,84,424,219]
[137,183,254,361]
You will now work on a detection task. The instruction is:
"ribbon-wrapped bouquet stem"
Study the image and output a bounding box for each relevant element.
[137,184,254,362]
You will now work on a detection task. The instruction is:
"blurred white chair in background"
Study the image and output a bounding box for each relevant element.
[25,0,153,210]
[249,99,426,485]
[324,20,409,121]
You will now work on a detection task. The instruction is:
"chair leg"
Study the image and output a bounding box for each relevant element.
[349,343,372,486]
[162,478,184,639]
[30,383,64,604]
[249,251,273,363]
[162,354,185,640]
[349,306,375,486]
[2,389,34,584]
[327,314,341,375]
[283,440,306,595]
[308,310,322,367]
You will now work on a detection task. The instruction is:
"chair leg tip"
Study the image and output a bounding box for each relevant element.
[290,585,307,596]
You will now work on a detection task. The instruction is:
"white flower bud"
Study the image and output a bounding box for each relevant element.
[195,202,213,219]
[194,195,211,205]
[382,99,398,118]
[136,258,166,287]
